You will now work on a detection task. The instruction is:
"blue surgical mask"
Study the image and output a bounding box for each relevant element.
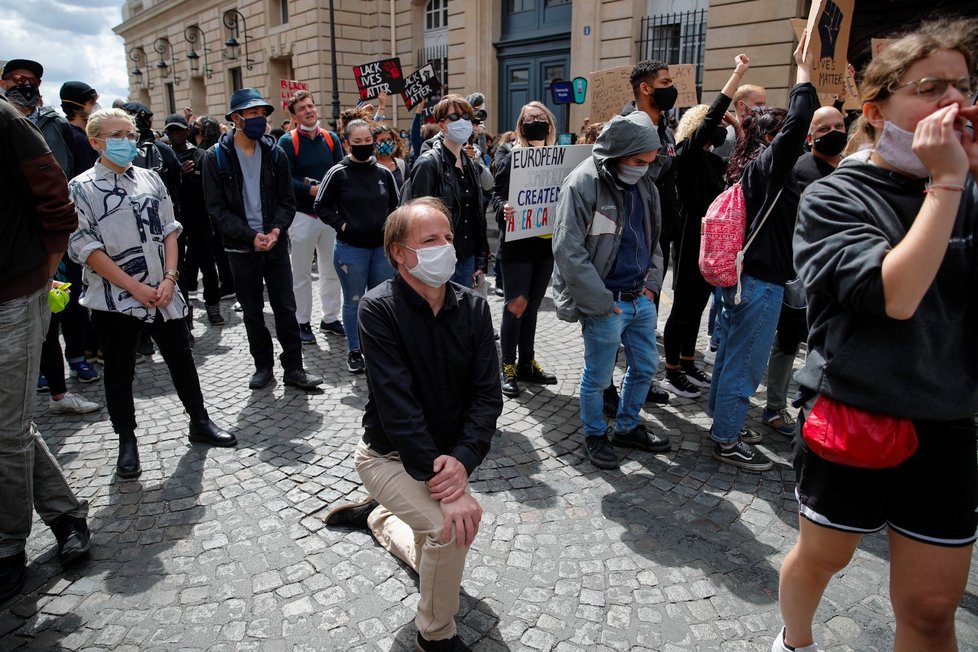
[101,138,138,167]
[445,119,473,144]
[241,115,267,140]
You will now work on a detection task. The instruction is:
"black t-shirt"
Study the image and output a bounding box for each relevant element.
[454,165,479,260]
[794,152,837,192]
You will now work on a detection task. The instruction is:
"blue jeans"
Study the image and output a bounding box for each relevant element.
[334,241,394,352]
[0,287,88,556]
[579,297,659,438]
[707,274,784,443]
[450,255,476,288]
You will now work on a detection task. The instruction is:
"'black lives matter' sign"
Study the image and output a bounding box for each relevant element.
[400,64,442,111]
[353,58,405,101]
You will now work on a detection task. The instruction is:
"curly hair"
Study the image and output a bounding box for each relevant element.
[724,107,788,183]
[674,104,710,144]
[338,105,374,135]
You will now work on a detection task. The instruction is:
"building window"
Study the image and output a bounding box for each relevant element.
[279,0,288,24]
[268,0,288,27]
[165,82,175,114]
[543,0,568,5]
[229,66,243,93]
[508,0,532,13]
[639,10,708,101]
[425,0,447,31]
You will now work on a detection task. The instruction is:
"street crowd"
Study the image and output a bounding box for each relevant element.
[2,14,978,652]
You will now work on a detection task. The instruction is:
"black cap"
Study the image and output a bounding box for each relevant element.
[163,113,189,130]
[60,81,97,105]
[2,59,43,80]
[121,101,153,118]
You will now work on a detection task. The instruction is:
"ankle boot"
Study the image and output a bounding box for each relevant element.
[188,418,237,447]
[116,431,141,479]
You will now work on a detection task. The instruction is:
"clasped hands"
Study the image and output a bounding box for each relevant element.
[428,454,483,548]
[253,227,281,252]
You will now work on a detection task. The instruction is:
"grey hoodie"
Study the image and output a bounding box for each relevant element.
[552,112,663,322]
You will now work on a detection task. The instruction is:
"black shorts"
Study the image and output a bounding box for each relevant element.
[794,414,978,547]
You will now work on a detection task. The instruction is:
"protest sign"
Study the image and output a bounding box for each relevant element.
[506,144,593,241]
[279,79,308,111]
[400,63,441,110]
[803,0,855,95]
[588,66,632,123]
[668,64,698,107]
[353,57,405,101]
[872,38,895,58]
[789,18,859,110]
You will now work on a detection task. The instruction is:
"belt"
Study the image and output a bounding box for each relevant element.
[611,289,643,302]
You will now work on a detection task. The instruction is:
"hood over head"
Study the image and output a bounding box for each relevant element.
[592,111,661,169]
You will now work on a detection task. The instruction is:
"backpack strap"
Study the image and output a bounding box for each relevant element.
[290,128,301,157]
[734,186,783,304]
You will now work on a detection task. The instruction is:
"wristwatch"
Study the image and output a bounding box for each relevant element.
[164,269,180,282]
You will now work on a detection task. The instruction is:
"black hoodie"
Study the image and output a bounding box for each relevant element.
[313,155,399,249]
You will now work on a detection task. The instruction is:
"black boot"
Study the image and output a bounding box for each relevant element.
[189,418,237,447]
[116,431,141,479]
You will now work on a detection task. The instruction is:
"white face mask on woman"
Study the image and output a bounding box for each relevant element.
[875,120,930,178]
[402,243,457,287]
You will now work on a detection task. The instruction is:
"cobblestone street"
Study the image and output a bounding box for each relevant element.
[2,271,977,651]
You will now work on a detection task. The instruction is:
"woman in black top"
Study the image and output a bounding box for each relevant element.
[491,101,559,397]
[314,119,399,373]
[661,54,749,400]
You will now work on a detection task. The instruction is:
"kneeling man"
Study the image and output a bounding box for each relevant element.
[325,197,502,651]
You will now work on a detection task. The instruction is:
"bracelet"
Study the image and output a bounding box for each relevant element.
[162,277,176,285]
[924,184,965,193]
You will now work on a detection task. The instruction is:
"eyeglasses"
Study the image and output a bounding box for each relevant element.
[3,73,40,86]
[889,76,975,101]
[98,131,139,142]
[444,112,472,122]
[523,115,549,124]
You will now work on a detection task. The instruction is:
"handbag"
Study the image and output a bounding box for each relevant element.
[802,395,918,469]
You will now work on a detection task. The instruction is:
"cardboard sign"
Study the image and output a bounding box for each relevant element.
[872,38,895,58]
[789,18,859,110]
[353,57,405,101]
[400,63,442,111]
[279,79,309,111]
[506,144,593,241]
[803,0,855,95]
[668,64,698,108]
[588,66,632,123]
[551,80,574,105]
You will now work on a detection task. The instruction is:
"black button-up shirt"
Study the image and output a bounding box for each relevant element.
[357,274,502,481]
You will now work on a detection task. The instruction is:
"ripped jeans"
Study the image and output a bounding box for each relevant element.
[333,240,394,353]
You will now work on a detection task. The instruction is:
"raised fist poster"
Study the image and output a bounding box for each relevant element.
[802,0,855,95]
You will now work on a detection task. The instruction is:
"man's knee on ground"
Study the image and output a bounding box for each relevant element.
[505,295,527,319]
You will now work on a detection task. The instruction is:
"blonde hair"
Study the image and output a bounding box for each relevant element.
[845,17,977,155]
[674,104,710,144]
[86,108,135,140]
[384,197,453,268]
[514,101,557,148]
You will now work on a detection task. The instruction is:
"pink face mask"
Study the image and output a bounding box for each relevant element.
[874,121,930,178]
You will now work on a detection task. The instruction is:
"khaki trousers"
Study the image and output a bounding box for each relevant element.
[355,441,469,641]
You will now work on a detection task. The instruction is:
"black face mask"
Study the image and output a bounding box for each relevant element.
[651,86,679,113]
[521,120,550,142]
[350,144,374,161]
[812,129,846,157]
[6,83,40,109]
[710,126,728,148]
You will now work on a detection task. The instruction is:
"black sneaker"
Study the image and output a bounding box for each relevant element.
[205,304,225,325]
[347,350,365,373]
[646,382,670,405]
[661,370,702,398]
[612,424,671,453]
[299,323,317,345]
[681,364,711,389]
[49,515,91,565]
[739,427,763,444]
[0,551,26,603]
[415,632,471,651]
[713,440,773,472]
[584,432,620,469]
[320,320,346,337]
[323,498,379,529]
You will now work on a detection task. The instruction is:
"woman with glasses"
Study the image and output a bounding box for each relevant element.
[67,108,237,479]
[314,119,399,374]
[408,94,490,288]
[372,124,408,189]
[490,101,560,397]
[775,19,978,652]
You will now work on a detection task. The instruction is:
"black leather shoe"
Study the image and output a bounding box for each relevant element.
[612,424,671,453]
[283,369,323,390]
[0,551,26,603]
[516,359,557,385]
[323,498,379,529]
[249,367,274,389]
[415,632,471,651]
[116,431,141,479]
[189,419,237,447]
[584,432,620,469]
[49,515,91,565]
[646,382,671,405]
[501,363,521,398]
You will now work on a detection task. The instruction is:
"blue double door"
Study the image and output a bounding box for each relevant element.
[498,50,570,135]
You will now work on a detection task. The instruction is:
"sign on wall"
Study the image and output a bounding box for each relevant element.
[400,63,442,110]
[353,58,405,101]
[280,79,309,111]
[506,144,593,241]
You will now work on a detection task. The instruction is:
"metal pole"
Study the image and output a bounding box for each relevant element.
[328,0,341,126]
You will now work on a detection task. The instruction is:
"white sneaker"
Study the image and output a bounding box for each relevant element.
[49,393,101,414]
[703,346,717,365]
[771,627,819,652]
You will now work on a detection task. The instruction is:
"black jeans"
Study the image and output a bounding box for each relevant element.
[212,218,235,294]
[92,310,207,435]
[61,259,94,360]
[499,256,554,365]
[39,312,67,396]
[227,244,304,372]
[663,215,713,365]
[180,212,221,306]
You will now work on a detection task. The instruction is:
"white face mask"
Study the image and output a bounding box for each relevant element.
[445,119,473,144]
[402,243,457,287]
[299,120,320,133]
[874,120,930,179]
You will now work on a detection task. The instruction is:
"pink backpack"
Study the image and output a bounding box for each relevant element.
[698,182,782,304]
